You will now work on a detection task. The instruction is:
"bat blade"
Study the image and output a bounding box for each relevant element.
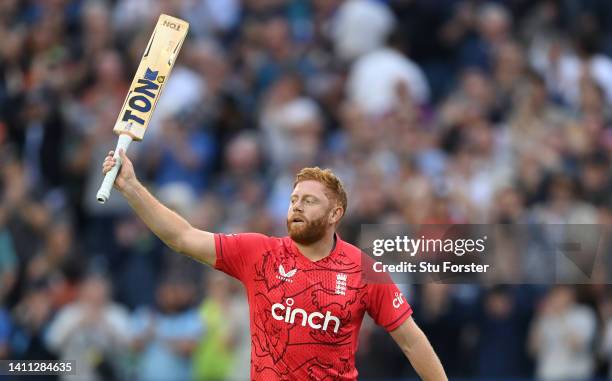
[113,14,189,140]
[96,14,189,204]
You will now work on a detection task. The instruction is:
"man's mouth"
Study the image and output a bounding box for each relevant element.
[291,216,306,223]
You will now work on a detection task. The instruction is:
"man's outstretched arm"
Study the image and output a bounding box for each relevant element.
[102,149,216,266]
[390,317,448,381]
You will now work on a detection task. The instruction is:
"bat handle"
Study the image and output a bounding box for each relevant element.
[96,134,133,204]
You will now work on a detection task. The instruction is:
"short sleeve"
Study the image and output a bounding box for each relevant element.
[214,233,269,281]
[366,282,413,332]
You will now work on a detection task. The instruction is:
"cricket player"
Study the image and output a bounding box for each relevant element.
[102,149,447,380]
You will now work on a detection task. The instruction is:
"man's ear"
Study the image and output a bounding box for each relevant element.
[329,206,344,225]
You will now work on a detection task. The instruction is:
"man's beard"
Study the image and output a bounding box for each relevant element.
[287,213,329,245]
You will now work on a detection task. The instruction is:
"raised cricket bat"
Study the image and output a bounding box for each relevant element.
[96,14,189,203]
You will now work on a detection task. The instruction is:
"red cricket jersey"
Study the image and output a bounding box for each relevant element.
[214,233,412,381]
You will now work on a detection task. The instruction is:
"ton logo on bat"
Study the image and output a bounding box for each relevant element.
[163,20,181,31]
[121,68,163,125]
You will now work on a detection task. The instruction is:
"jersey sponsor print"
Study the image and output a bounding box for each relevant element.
[214,233,412,381]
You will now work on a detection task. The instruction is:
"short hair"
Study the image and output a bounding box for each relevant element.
[293,167,348,217]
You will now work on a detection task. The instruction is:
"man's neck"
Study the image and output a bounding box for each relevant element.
[294,232,336,262]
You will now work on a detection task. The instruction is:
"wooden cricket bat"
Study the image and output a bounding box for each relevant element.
[96,14,189,204]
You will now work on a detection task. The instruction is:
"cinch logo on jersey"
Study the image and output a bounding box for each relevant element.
[276,265,297,283]
[121,68,165,125]
[393,292,405,309]
[271,298,341,333]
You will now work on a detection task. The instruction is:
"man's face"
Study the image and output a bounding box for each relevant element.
[287,180,336,245]
[79,277,109,309]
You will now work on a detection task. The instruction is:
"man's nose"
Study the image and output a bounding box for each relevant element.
[292,202,304,212]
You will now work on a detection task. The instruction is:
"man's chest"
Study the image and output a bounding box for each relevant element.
[247,250,367,336]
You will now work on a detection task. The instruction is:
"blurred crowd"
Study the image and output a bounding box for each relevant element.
[1,0,612,380]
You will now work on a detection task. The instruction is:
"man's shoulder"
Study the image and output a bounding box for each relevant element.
[218,232,271,240]
[337,236,366,258]
[218,232,285,249]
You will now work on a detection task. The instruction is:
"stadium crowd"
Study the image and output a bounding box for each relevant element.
[1,0,612,380]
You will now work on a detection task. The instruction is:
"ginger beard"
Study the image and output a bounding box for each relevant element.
[287,209,331,245]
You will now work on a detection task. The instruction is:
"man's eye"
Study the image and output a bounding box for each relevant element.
[305,199,314,205]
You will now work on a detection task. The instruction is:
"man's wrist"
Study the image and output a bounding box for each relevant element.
[121,178,141,198]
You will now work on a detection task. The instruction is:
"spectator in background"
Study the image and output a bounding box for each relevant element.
[188,193,224,234]
[252,15,315,95]
[110,215,164,310]
[346,35,430,115]
[599,289,612,379]
[223,283,251,381]
[77,100,133,255]
[331,0,395,62]
[181,0,241,38]
[192,272,237,381]
[476,286,533,378]
[0,219,14,359]
[440,68,498,128]
[145,40,210,140]
[215,132,271,232]
[130,276,203,381]
[46,274,130,381]
[531,30,612,110]
[26,221,74,285]
[493,40,528,117]
[356,315,409,380]
[155,185,207,286]
[506,71,569,169]
[0,226,17,303]
[188,39,231,110]
[9,280,56,362]
[15,89,67,195]
[341,166,390,242]
[0,302,9,360]
[0,153,59,305]
[263,85,324,223]
[78,0,115,66]
[112,0,160,34]
[216,131,265,202]
[259,74,309,168]
[411,284,470,377]
[459,2,513,71]
[529,286,597,381]
[148,116,216,195]
[79,50,128,124]
[75,49,131,214]
[580,153,611,209]
[442,116,512,222]
[490,186,527,224]
[263,95,323,171]
[532,175,598,225]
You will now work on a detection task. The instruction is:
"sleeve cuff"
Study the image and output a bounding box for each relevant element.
[384,306,413,332]
[214,233,223,271]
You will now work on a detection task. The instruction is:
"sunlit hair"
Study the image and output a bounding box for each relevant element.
[293,167,347,217]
